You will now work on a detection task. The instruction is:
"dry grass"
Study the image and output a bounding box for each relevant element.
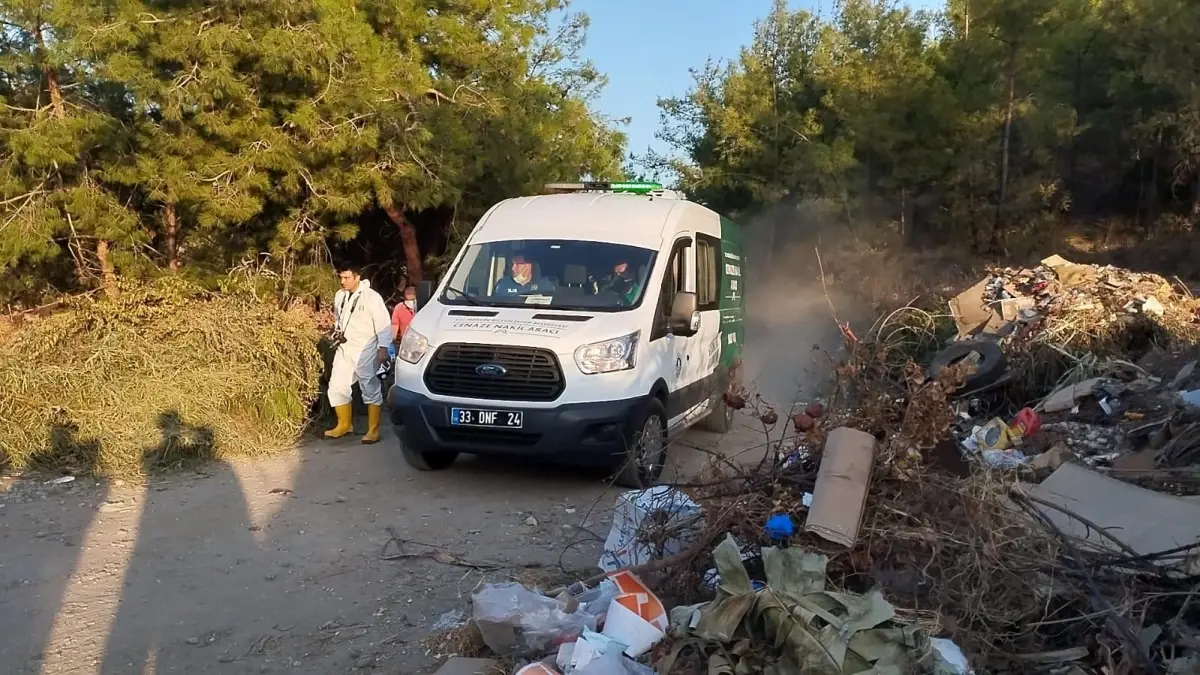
[0,277,324,478]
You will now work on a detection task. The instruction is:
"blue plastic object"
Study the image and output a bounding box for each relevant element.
[764,513,795,541]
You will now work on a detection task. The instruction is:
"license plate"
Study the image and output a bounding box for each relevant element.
[450,407,524,428]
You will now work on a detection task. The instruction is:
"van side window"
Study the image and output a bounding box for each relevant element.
[652,237,692,340]
[696,234,720,311]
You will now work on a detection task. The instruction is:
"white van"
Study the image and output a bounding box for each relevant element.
[389,181,746,487]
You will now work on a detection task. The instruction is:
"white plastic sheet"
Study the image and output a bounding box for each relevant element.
[599,486,703,572]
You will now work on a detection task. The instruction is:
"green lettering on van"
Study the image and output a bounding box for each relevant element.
[717,215,745,370]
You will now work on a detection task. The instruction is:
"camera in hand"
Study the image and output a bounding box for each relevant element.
[328,329,347,346]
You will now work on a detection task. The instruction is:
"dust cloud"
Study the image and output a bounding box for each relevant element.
[738,201,866,411]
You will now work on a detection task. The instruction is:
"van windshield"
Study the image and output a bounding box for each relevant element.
[440,239,657,311]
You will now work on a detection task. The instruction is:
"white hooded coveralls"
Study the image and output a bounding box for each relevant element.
[328,279,394,407]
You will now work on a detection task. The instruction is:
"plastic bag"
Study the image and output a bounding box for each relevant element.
[472,583,597,656]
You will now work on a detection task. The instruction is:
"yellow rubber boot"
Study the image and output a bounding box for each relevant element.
[361,404,382,444]
[324,404,353,439]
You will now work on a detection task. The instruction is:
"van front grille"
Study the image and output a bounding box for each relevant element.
[423,343,565,402]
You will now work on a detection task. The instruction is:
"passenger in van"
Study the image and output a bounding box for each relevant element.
[492,253,555,296]
[596,259,642,304]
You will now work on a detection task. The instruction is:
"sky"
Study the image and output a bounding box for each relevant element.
[568,0,941,168]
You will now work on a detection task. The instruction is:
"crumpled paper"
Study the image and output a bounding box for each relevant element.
[659,534,937,675]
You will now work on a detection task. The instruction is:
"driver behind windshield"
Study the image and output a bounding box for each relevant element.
[493,253,555,296]
[596,259,641,304]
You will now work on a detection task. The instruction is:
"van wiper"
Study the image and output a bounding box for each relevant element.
[445,285,483,306]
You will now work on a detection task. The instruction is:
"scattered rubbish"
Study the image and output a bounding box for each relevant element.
[972,418,1016,451]
[1011,407,1041,437]
[599,486,702,572]
[433,657,501,675]
[805,427,876,547]
[432,609,465,631]
[927,339,1008,391]
[949,279,1008,337]
[471,583,596,656]
[46,475,75,485]
[662,535,934,674]
[1029,444,1076,471]
[1025,463,1200,575]
[931,638,973,674]
[764,513,794,541]
[1181,390,1200,409]
[1171,361,1196,389]
[1042,378,1106,413]
[600,592,664,658]
[514,664,559,675]
[425,253,1200,675]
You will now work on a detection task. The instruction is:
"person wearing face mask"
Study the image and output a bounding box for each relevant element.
[492,253,555,296]
[391,285,418,340]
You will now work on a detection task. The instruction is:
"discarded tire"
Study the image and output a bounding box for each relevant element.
[927,339,1008,392]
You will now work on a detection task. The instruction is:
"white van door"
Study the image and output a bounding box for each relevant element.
[650,234,705,429]
[692,231,723,403]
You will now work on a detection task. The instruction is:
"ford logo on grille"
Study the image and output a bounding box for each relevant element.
[475,363,507,377]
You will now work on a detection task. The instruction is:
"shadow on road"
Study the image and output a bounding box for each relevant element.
[0,419,110,673]
[97,411,261,672]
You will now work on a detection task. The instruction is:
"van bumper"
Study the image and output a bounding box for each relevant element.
[388,386,645,465]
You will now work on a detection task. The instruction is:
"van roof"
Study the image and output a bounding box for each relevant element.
[470,193,694,250]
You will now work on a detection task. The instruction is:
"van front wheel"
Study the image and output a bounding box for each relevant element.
[400,442,459,471]
[614,399,668,488]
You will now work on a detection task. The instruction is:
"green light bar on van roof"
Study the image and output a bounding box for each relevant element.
[544,181,663,194]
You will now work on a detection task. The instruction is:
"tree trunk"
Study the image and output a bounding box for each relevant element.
[1191,169,1200,225]
[164,203,180,271]
[998,43,1017,210]
[383,204,423,282]
[1148,130,1163,228]
[96,240,118,297]
[994,41,1018,254]
[32,22,65,119]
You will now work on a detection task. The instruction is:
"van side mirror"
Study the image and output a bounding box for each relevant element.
[416,280,433,306]
[669,291,700,336]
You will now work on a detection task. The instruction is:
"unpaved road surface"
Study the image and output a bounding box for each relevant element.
[1,422,766,675]
[1,279,851,675]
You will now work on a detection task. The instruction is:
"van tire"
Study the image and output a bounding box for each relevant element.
[614,398,668,489]
[700,373,735,433]
[400,442,459,472]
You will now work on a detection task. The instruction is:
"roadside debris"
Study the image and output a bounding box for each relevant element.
[434,657,503,675]
[804,427,875,547]
[425,255,1200,675]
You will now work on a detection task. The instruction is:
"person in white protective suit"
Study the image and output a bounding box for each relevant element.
[325,265,394,443]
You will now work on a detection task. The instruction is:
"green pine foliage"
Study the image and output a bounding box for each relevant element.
[651,0,1200,253]
[1,0,626,305]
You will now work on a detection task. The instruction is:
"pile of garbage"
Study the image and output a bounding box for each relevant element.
[425,255,1200,675]
[428,482,969,675]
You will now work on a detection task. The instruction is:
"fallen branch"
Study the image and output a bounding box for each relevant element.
[1012,491,1160,675]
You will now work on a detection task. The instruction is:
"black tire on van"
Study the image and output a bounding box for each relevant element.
[700,370,735,433]
[400,441,459,472]
[614,398,668,489]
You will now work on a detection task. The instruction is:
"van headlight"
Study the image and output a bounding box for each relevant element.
[397,329,429,364]
[574,331,639,374]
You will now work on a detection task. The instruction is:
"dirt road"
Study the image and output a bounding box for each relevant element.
[1,277,850,675]
[1,420,773,675]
